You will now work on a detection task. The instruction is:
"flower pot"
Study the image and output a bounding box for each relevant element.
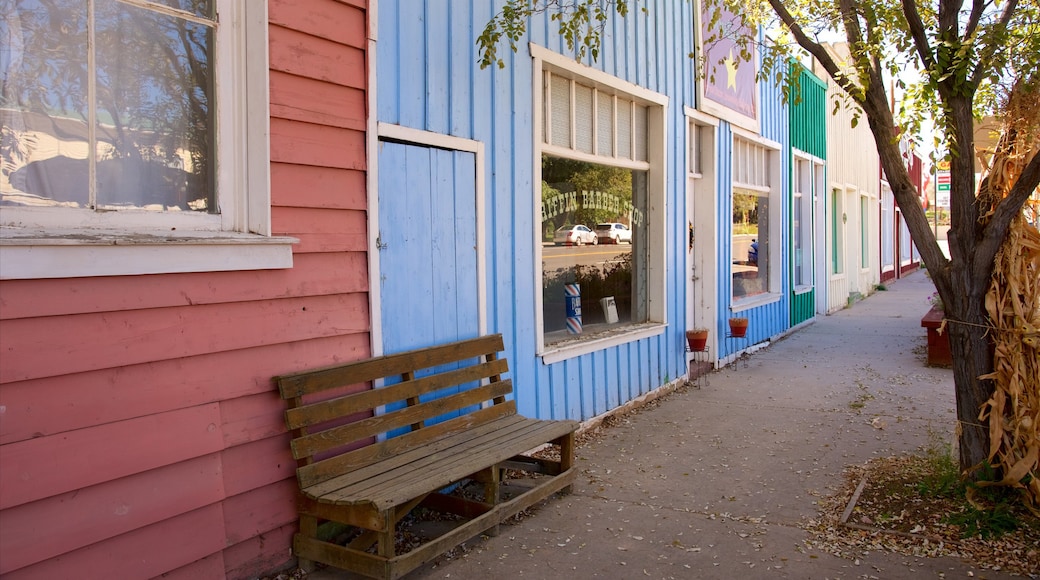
[685,329,708,352]
[728,317,749,338]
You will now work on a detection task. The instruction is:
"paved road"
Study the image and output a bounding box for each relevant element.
[310,271,1018,580]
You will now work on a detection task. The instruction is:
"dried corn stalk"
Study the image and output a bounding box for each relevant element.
[977,80,1040,512]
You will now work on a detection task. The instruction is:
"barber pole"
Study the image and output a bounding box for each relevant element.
[565,283,582,334]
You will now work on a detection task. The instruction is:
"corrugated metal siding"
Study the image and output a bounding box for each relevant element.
[789,63,825,325]
[790,64,827,159]
[377,0,697,421]
[821,50,881,299]
[713,69,792,358]
[0,1,371,578]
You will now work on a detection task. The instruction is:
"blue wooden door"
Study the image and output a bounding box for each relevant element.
[377,140,480,355]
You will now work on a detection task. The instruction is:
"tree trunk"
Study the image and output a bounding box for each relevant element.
[946,296,995,476]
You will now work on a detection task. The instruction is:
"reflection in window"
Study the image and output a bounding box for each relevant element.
[732,189,768,298]
[1,1,215,212]
[731,136,774,301]
[541,156,648,345]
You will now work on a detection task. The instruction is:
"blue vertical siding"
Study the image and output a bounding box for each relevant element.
[377,1,770,422]
[714,69,793,358]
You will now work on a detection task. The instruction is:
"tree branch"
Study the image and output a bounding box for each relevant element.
[764,0,863,104]
[969,0,1020,89]
[900,0,935,70]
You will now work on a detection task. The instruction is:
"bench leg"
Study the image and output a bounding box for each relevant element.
[482,465,502,537]
[296,514,318,573]
[558,432,576,495]
[377,509,395,559]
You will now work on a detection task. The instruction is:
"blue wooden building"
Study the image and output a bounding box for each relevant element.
[371,1,800,423]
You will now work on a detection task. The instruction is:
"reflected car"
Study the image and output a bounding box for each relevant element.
[595,222,632,244]
[553,225,598,246]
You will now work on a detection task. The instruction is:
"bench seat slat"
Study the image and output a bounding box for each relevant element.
[285,358,509,430]
[306,417,578,510]
[277,335,505,399]
[278,333,579,579]
[291,380,514,460]
[308,414,544,499]
[297,401,518,489]
[345,420,577,507]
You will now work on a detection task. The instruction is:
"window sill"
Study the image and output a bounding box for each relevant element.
[730,292,781,313]
[0,228,297,279]
[793,285,813,295]
[539,322,666,365]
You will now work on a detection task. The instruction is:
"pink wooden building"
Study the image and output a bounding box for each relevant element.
[0,1,370,577]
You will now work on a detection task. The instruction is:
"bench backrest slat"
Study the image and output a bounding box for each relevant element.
[290,380,513,460]
[299,401,518,489]
[276,335,506,399]
[284,358,509,431]
[275,334,520,490]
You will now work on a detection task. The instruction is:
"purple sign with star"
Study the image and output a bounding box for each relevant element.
[701,7,757,120]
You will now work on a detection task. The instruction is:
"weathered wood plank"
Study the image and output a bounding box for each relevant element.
[290,381,512,459]
[222,479,298,546]
[293,535,387,580]
[270,163,366,211]
[268,25,365,88]
[0,252,366,321]
[308,415,537,500]
[0,333,369,446]
[1,294,369,384]
[270,71,366,132]
[1,504,225,580]
[277,334,505,398]
[356,421,578,509]
[269,0,366,49]
[301,415,528,499]
[0,454,223,574]
[270,118,365,170]
[284,359,508,429]
[0,405,223,511]
[298,404,519,490]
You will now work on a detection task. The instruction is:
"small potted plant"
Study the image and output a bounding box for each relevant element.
[728,317,749,338]
[685,328,709,351]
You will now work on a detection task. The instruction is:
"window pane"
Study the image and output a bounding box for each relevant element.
[541,155,648,345]
[94,1,214,211]
[145,0,216,20]
[574,83,594,154]
[616,98,631,159]
[596,94,613,156]
[550,75,571,148]
[732,188,767,299]
[634,104,648,162]
[793,192,804,286]
[831,188,843,274]
[861,196,869,268]
[1,1,90,208]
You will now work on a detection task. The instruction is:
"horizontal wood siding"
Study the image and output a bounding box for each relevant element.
[0,1,370,578]
[377,0,696,422]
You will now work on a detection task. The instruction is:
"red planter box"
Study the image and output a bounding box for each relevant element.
[921,308,953,367]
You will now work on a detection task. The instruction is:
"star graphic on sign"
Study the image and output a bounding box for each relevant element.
[724,49,738,91]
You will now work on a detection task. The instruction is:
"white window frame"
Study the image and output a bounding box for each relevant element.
[730,128,781,310]
[531,44,668,364]
[0,0,294,280]
[792,151,822,293]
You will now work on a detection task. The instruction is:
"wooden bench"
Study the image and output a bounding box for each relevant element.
[275,334,579,579]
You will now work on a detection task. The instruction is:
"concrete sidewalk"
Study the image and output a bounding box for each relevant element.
[312,271,1018,579]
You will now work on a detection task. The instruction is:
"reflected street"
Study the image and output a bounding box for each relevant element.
[542,244,631,272]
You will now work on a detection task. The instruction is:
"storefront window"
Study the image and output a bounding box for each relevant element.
[541,156,648,345]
